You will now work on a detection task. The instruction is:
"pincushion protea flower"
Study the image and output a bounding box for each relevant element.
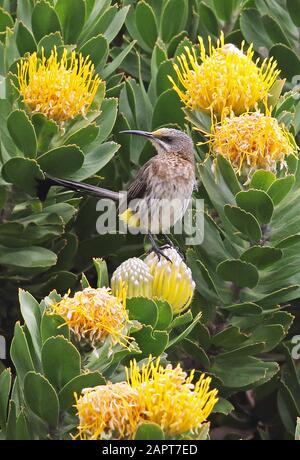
[17,47,100,122]
[127,356,218,438]
[75,382,142,440]
[75,356,218,440]
[46,287,130,347]
[144,247,195,314]
[207,111,295,175]
[111,257,153,299]
[169,32,279,117]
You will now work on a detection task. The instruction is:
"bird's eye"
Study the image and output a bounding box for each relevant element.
[162,136,172,143]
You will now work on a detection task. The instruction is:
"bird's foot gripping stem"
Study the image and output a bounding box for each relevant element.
[161,234,185,260]
[148,233,172,263]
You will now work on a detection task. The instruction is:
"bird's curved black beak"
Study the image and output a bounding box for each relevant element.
[119,130,154,139]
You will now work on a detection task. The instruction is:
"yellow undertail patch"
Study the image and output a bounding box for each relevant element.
[120,208,141,228]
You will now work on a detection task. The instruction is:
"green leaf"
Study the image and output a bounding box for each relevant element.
[96,98,118,143]
[5,400,17,440]
[287,0,300,27]
[257,285,299,308]
[244,324,285,353]
[127,297,158,327]
[155,300,173,330]
[216,155,241,196]
[212,0,236,21]
[16,22,37,55]
[7,110,37,158]
[55,0,85,43]
[0,7,13,33]
[41,314,70,343]
[213,397,234,415]
[32,113,59,152]
[59,372,105,411]
[64,124,99,149]
[0,368,11,430]
[37,31,63,55]
[67,141,119,181]
[236,189,274,225]
[16,411,31,440]
[152,89,184,128]
[80,34,108,70]
[93,257,109,288]
[10,323,35,381]
[270,44,300,81]
[240,8,273,51]
[38,145,84,177]
[135,1,157,50]
[182,339,210,368]
[250,170,276,191]
[42,336,81,390]
[134,422,165,440]
[222,302,263,316]
[32,0,61,43]
[224,205,262,241]
[262,15,290,47]
[217,259,259,288]
[2,157,44,196]
[160,0,188,43]
[240,246,283,269]
[212,326,247,349]
[267,176,295,205]
[132,325,168,358]
[103,40,136,79]
[103,6,130,44]
[167,312,202,348]
[198,2,219,36]
[268,79,286,108]
[0,245,57,268]
[211,356,277,388]
[156,59,177,95]
[24,372,59,427]
[19,289,42,360]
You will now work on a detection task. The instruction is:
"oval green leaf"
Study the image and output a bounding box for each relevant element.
[217,259,259,288]
[7,110,37,158]
[24,372,59,427]
[41,336,81,390]
[32,0,62,43]
[236,189,274,225]
[38,145,84,177]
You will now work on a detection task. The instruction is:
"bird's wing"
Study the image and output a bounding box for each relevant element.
[126,161,152,202]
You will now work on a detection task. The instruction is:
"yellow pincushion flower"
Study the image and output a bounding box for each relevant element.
[170,32,280,117]
[208,111,295,175]
[75,357,218,440]
[144,247,195,314]
[111,258,153,299]
[75,382,142,440]
[17,47,100,122]
[46,287,130,347]
[127,357,218,437]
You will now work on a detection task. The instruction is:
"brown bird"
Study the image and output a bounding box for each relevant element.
[37,128,196,259]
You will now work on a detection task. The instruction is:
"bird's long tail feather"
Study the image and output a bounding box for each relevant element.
[36,175,121,202]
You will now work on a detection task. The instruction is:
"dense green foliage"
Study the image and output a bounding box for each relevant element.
[0,0,300,440]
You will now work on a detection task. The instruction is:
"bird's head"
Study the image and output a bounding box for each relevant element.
[120,127,195,162]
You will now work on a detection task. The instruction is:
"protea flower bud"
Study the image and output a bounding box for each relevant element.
[144,247,195,314]
[111,257,153,299]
